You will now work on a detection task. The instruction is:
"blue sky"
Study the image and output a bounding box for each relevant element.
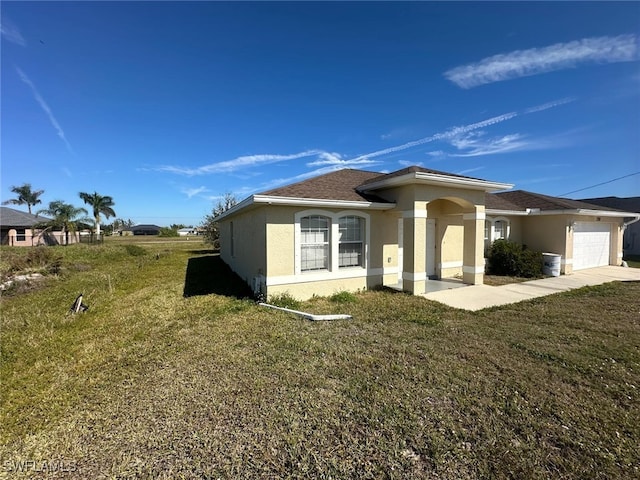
[2,2,639,226]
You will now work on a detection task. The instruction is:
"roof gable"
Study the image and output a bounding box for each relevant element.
[360,165,489,186]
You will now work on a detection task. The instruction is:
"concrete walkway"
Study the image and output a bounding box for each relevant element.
[424,266,640,311]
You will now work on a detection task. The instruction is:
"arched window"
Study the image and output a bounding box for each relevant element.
[300,215,330,271]
[338,216,364,267]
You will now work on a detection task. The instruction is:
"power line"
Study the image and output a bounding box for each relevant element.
[559,171,640,197]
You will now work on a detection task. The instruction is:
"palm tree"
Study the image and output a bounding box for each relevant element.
[2,183,44,214]
[78,192,116,237]
[37,201,89,245]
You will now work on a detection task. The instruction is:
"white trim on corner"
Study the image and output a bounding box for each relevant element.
[463,212,486,221]
[402,271,427,282]
[266,267,381,286]
[383,266,399,275]
[402,209,428,219]
[463,265,485,274]
[440,260,463,269]
[561,258,573,265]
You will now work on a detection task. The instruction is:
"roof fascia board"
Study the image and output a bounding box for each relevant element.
[360,172,513,193]
[253,195,395,210]
[214,195,395,221]
[486,209,529,216]
[525,209,638,217]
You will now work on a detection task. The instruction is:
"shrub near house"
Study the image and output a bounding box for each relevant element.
[486,239,543,277]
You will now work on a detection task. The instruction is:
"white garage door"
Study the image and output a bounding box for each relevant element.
[573,222,610,270]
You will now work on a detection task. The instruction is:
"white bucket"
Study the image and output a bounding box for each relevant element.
[542,253,561,277]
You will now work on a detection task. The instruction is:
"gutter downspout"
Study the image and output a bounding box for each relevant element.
[623,214,640,231]
[259,302,352,321]
[621,215,640,267]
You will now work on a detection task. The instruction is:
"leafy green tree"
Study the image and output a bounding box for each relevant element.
[201,193,237,248]
[37,201,90,245]
[159,227,179,237]
[78,191,116,237]
[2,183,44,214]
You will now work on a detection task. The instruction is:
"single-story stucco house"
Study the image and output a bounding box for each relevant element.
[214,166,640,300]
[578,197,640,257]
[0,206,80,246]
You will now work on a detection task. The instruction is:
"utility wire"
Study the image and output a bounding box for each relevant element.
[559,171,640,197]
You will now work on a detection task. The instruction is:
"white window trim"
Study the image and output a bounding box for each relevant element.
[294,209,370,276]
[485,216,511,244]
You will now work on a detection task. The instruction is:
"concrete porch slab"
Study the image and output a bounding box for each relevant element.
[423,266,640,311]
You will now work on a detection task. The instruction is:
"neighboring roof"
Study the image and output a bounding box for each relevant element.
[489,190,636,216]
[0,206,51,227]
[261,168,388,203]
[578,196,640,213]
[130,224,161,231]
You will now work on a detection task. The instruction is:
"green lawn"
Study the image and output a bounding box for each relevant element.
[1,241,639,478]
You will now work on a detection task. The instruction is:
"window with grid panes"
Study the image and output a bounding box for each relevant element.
[338,216,363,267]
[300,215,330,271]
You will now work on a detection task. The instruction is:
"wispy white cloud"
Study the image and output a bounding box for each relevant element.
[16,67,74,153]
[182,186,209,199]
[307,152,380,168]
[350,111,519,162]
[515,176,568,186]
[1,18,26,46]
[445,34,639,89]
[159,150,323,176]
[449,131,529,157]
[525,97,576,114]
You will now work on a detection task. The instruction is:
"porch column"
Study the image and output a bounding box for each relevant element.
[402,203,427,294]
[462,207,485,285]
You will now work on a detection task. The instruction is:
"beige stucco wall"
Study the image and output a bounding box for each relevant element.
[4,229,80,246]
[267,275,376,301]
[222,205,397,299]
[519,214,622,274]
[219,208,267,289]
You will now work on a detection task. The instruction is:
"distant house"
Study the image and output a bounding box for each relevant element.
[177,227,198,236]
[0,206,80,246]
[130,224,162,236]
[579,197,640,257]
[214,166,640,300]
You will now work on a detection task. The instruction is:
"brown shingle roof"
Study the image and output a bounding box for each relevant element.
[491,190,622,212]
[485,193,526,212]
[260,168,390,203]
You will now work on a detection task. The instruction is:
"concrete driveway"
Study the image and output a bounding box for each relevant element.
[424,266,640,311]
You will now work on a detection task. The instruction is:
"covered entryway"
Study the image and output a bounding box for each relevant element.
[573,222,611,270]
